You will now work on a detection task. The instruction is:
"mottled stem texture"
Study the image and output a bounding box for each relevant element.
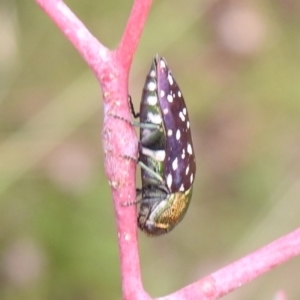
[36,1,300,299]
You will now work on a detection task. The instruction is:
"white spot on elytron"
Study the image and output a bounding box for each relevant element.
[185,165,190,175]
[187,121,190,129]
[163,108,169,115]
[167,94,173,103]
[167,174,172,188]
[168,73,174,85]
[150,70,156,77]
[190,173,194,183]
[172,158,178,171]
[187,143,193,155]
[181,149,185,159]
[179,111,185,121]
[148,112,162,124]
[176,129,181,140]
[172,93,176,98]
[183,108,187,115]
[147,95,158,105]
[141,147,165,161]
[178,91,182,97]
[160,90,165,98]
[167,129,173,136]
[147,81,156,91]
[160,59,166,69]
[179,184,185,192]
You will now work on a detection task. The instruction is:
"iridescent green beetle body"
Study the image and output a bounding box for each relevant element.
[133,55,196,236]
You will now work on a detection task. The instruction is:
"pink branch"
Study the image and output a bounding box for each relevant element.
[116,0,152,69]
[159,227,300,300]
[36,0,109,76]
[36,1,152,300]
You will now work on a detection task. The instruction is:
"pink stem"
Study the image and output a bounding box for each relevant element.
[36,0,109,76]
[116,0,152,69]
[36,1,152,299]
[159,227,300,300]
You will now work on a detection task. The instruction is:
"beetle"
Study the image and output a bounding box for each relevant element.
[130,55,196,236]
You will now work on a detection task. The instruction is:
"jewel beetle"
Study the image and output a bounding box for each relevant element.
[131,55,196,236]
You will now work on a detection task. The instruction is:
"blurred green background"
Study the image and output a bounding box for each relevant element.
[1,0,300,299]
